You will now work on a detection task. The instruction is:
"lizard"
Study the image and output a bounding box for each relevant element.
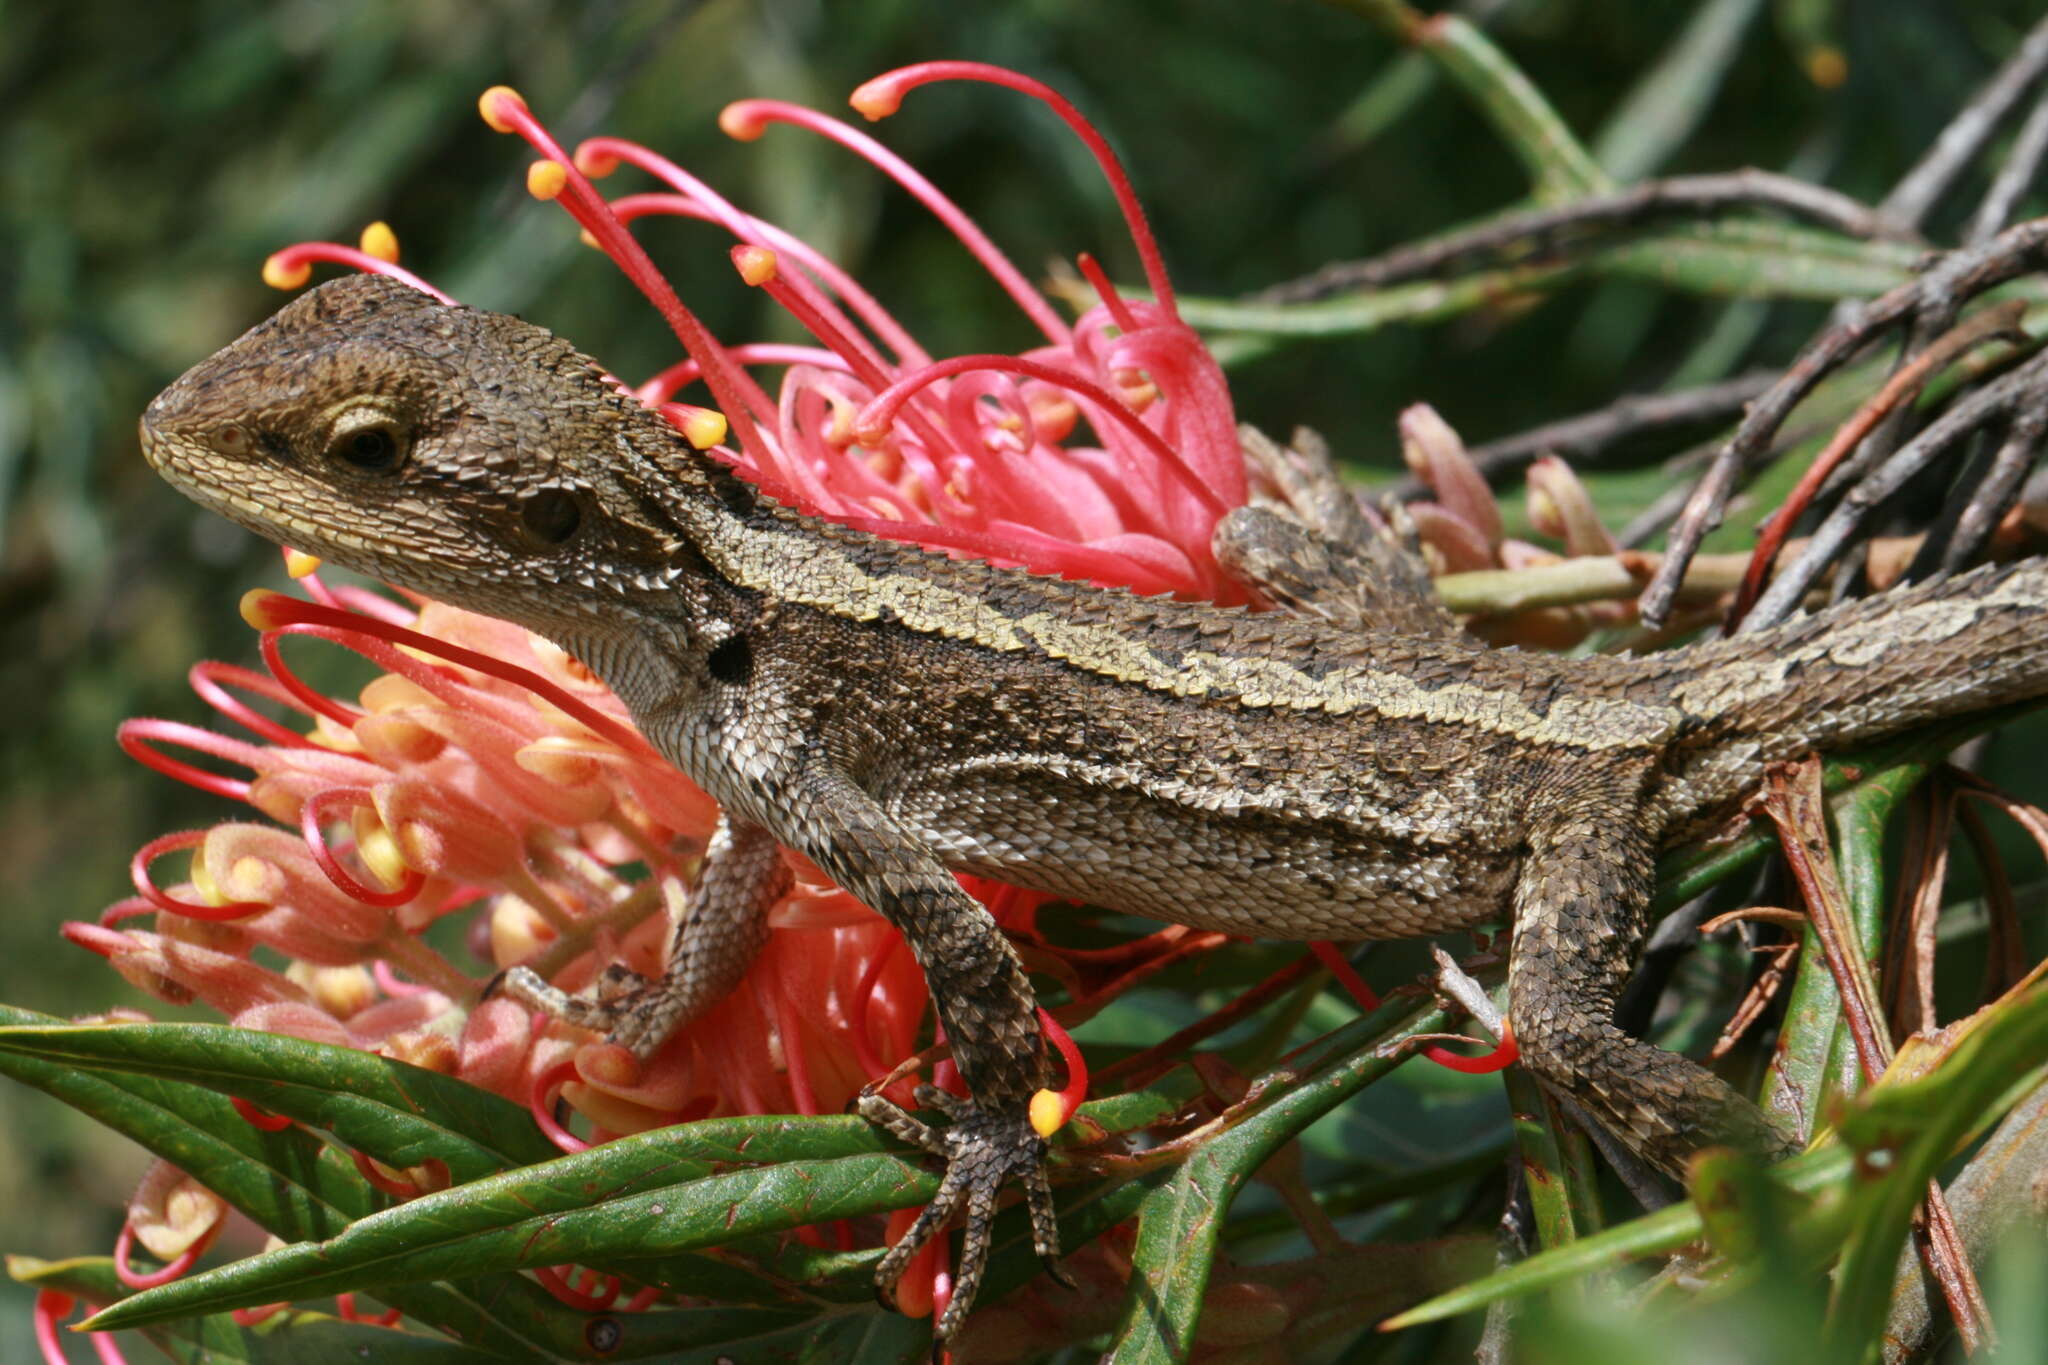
[139,272,2048,1345]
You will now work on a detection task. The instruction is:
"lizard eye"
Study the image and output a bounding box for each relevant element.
[519,488,583,548]
[326,420,408,473]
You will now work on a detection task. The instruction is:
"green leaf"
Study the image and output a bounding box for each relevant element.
[1409,12,1611,200]
[1381,1144,1855,1329]
[84,1114,933,1330]
[0,1005,554,1357]
[0,1020,556,1179]
[11,1254,504,1363]
[1107,995,1444,1361]
[1826,986,2048,1358]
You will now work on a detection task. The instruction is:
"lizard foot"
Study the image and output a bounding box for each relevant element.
[496,964,675,1061]
[859,1083,1069,1343]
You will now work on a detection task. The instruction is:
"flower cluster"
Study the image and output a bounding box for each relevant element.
[79,62,1251,1338]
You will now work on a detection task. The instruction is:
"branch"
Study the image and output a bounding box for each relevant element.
[1880,15,2048,230]
[1638,216,2048,626]
[1255,170,1899,304]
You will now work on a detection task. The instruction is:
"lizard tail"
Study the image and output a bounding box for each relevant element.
[1669,556,2048,751]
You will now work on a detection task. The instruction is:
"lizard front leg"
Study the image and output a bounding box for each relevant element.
[1219,426,1461,637]
[1510,772,1796,1170]
[498,813,788,1058]
[779,763,1061,1346]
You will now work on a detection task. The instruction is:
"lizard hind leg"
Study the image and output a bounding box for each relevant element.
[1508,786,1796,1175]
[498,814,789,1061]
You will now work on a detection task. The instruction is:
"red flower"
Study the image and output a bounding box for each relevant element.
[97,62,1241,1324]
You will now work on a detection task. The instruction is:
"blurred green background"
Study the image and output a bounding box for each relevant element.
[5,0,2046,1356]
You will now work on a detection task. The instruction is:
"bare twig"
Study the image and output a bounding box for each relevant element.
[1952,797,2029,1007]
[1743,346,2048,628]
[1641,215,2048,626]
[1255,170,1899,304]
[1933,403,2048,573]
[1723,302,2027,630]
[1880,15,2048,230]
[1879,781,1956,1039]
[1968,90,2048,245]
[1429,944,1505,1035]
[1697,906,1804,1062]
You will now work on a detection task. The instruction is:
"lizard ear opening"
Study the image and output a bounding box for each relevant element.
[518,488,584,548]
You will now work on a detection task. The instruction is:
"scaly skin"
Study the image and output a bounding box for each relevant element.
[140,275,2048,1344]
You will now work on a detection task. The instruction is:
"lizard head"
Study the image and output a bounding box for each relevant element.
[140,273,722,633]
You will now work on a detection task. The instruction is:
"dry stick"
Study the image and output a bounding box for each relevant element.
[1881,15,2048,231]
[1640,216,2048,625]
[1946,770,2048,998]
[1938,394,2048,573]
[1879,781,1956,1039]
[1951,798,2030,1007]
[1744,346,2048,628]
[1968,89,2048,246]
[1698,905,1807,1064]
[1254,170,1898,304]
[1847,60,2048,508]
[1721,302,2028,631]
[1756,758,1991,1353]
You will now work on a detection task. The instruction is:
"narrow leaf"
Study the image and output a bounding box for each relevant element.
[0,1021,556,1177]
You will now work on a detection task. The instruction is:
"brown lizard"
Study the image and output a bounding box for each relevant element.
[139,273,2048,1344]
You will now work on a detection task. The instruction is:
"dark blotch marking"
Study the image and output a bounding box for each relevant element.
[707,633,753,686]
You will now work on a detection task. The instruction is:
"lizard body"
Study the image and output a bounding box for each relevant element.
[140,275,2048,1342]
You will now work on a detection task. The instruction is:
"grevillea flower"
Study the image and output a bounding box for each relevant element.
[74,64,1247,1343]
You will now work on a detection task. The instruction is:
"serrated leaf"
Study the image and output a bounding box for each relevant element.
[0,1020,555,1178]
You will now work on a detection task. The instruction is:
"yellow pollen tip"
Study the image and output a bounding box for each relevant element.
[734,245,778,286]
[825,402,857,447]
[358,221,400,263]
[478,85,527,133]
[354,817,410,888]
[848,80,902,121]
[284,550,323,579]
[716,103,766,141]
[526,160,568,201]
[574,147,620,178]
[578,228,600,249]
[1029,1088,1067,1138]
[679,406,729,450]
[239,588,294,630]
[261,255,311,290]
[189,855,225,907]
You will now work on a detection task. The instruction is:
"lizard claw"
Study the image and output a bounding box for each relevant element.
[858,1091,1060,1345]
